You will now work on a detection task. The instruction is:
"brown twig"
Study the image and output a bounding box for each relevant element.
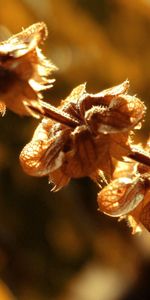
[26,100,80,128]
[129,147,150,166]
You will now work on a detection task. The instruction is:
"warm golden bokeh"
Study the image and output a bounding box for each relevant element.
[0,1,150,300]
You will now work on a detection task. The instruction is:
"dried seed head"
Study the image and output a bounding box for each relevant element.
[20,81,147,194]
[97,134,150,233]
[0,22,57,116]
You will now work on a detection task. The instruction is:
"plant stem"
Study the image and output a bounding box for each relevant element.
[129,147,150,166]
[26,100,79,128]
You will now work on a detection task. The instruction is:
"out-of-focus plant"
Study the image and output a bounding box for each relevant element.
[0,22,56,116]
[1,22,150,234]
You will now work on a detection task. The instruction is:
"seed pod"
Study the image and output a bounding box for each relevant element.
[0,22,56,116]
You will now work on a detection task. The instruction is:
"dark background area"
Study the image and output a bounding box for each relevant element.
[0,0,150,299]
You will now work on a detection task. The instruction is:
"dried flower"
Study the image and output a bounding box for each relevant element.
[97,138,150,233]
[20,80,146,191]
[0,22,56,116]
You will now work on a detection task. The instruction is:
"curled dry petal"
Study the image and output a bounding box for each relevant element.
[79,80,130,115]
[20,118,72,190]
[60,83,86,120]
[20,118,53,176]
[84,94,146,134]
[97,176,146,217]
[128,188,150,233]
[0,22,56,116]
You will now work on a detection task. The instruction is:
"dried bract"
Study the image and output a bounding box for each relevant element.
[97,138,150,233]
[20,81,146,190]
[0,22,56,116]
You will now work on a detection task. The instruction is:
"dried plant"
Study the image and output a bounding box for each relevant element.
[20,80,146,189]
[1,22,150,233]
[0,22,56,116]
[97,139,150,233]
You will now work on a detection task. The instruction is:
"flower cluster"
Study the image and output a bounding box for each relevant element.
[1,22,150,233]
[20,81,146,191]
[0,22,56,116]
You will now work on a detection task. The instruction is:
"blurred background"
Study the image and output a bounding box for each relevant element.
[0,0,150,299]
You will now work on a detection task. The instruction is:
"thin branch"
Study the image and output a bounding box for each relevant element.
[26,100,80,128]
[129,147,150,166]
